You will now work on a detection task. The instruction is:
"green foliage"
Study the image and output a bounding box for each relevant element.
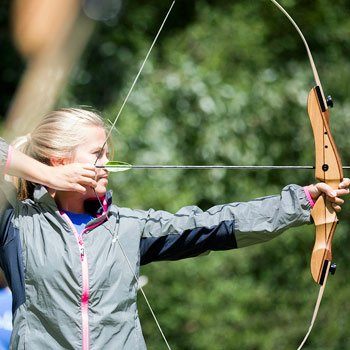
[4,0,350,348]
[62,1,350,349]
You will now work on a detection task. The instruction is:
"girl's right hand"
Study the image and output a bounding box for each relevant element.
[46,163,97,194]
[5,148,97,194]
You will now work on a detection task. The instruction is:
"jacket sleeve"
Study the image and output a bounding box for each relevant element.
[0,138,26,310]
[140,184,312,265]
[0,138,9,176]
[0,137,16,243]
[0,138,16,235]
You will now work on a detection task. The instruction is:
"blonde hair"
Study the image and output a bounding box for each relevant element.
[13,108,107,200]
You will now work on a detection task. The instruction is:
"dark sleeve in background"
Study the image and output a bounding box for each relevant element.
[140,220,237,265]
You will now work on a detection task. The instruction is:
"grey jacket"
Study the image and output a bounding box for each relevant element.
[0,138,312,349]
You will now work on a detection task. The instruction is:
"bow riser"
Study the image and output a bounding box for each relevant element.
[307,86,343,285]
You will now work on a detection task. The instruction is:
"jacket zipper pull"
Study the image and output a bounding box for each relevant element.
[79,239,85,260]
[80,246,85,259]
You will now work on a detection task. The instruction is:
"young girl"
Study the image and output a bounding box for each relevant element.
[0,108,349,349]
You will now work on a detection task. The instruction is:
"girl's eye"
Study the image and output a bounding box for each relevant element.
[94,150,103,159]
[94,150,109,159]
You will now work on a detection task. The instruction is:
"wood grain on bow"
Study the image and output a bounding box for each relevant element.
[308,87,343,285]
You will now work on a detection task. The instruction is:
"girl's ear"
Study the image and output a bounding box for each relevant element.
[50,157,68,166]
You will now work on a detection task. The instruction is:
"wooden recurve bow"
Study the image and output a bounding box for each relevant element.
[96,1,343,348]
[270,1,343,348]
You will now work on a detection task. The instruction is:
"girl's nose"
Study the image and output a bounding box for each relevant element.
[103,154,110,164]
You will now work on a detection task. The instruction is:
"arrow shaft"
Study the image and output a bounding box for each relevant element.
[97,165,350,170]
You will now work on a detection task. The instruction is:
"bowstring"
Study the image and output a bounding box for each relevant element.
[95,1,176,165]
[114,234,172,350]
[93,2,176,349]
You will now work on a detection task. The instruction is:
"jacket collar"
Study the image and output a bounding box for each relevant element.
[33,185,113,216]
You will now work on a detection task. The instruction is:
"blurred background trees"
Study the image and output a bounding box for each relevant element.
[2,0,350,348]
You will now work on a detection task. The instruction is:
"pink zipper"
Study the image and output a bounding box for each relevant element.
[61,213,90,350]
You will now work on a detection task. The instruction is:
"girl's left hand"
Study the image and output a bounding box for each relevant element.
[305,178,350,212]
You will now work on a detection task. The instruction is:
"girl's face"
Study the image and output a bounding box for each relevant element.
[71,126,110,197]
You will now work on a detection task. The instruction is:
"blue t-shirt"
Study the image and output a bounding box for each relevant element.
[63,211,94,235]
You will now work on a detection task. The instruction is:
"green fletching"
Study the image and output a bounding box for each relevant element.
[104,161,132,172]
